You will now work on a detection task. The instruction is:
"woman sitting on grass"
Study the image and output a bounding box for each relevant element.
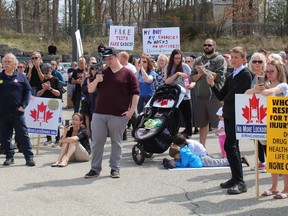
[52,113,91,167]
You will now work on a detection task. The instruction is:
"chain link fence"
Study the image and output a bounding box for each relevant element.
[1,18,288,38]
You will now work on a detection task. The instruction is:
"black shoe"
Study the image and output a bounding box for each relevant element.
[110,169,120,178]
[193,127,199,134]
[84,170,100,179]
[3,158,14,166]
[241,156,250,167]
[26,159,36,166]
[227,182,247,194]
[220,179,235,188]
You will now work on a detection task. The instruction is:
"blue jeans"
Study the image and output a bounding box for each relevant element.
[137,96,151,114]
[0,111,34,160]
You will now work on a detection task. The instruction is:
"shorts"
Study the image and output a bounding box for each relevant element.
[80,99,91,116]
[194,97,221,128]
[69,142,90,162]
[67,83,75,96]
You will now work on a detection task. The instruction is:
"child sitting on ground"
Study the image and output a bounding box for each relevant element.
[163,134,249,169]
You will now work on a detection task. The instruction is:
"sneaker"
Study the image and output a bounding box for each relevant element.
[84,170,100,179]
[51,141,59,148]
[250,162,266,172]
[110,169,120,178]
[26,159,36,166]
[43,140,52,146]
[3,158,14,166]
[227,182,247,194]
[259,163,266,172]
[220,179,235,188]
[241,156,250,167]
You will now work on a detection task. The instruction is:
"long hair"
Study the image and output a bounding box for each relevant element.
[265,60,287,84]
[140,54,154,73]
[166,49,183,78]
[72,113,85,128]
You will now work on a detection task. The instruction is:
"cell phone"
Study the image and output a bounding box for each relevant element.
[257,76,264,84]
[64,120,70,126]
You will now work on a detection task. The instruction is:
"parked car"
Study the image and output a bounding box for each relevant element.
[58,62,71,83]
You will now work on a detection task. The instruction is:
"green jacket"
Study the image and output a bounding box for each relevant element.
[191,52,227,100]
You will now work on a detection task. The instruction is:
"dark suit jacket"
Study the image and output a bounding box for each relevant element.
[211,67,252,119]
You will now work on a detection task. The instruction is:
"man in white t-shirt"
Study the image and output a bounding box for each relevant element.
[119,51,137,74]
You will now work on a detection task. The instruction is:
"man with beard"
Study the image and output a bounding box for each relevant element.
[191,39,226,146]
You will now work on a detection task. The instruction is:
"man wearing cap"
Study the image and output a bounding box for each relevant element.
[85,47,139,179]
[0,53,35,166]
[191,38,226,146]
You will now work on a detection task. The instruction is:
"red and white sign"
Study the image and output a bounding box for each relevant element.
[235,94,267,140]
[25,97,62,135]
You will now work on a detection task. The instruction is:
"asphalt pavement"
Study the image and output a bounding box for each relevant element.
[1,92,288,216]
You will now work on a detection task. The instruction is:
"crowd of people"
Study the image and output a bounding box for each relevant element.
[0,39,288,199]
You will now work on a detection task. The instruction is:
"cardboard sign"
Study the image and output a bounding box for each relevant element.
[266,96,288,174]
[24,97,62,136]
[142,27,180,54]
[109,26,134,50]
[235,94,267,140]
[75,29,84,58]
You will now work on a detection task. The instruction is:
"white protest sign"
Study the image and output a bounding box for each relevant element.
[109,26,134,50]
[25,97,62,136]
[142,27,180,55]
[235,94,267,140]
[75,29,84,58]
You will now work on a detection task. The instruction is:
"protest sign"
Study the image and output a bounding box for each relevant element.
[25,97,62,136]
[142,27,180,54]
[75,29,84,58]
[266,96,288,174]
[109,26,134,50]
[235,94,267,140]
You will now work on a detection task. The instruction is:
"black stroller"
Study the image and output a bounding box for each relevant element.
[132,84,185,165]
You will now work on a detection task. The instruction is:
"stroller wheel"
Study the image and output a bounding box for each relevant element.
[132,144,145,165]
[145,152,153,158]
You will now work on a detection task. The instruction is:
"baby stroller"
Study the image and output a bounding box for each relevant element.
[132,84,185,165]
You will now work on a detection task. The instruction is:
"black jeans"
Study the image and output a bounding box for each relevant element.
[224,118,243,183]
[179,99,192,136]
[0,111,34,160]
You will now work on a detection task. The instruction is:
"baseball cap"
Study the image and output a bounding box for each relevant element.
[216,107,223,116]
[222,53,231,59]
[103,47,119,57]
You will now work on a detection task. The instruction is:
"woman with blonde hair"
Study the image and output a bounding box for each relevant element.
[246,60,288,199]
[248,52,267,172]
[155,54,169,88]
[51,113,90,167]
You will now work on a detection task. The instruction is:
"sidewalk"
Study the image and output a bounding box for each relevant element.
[0,93,287,215]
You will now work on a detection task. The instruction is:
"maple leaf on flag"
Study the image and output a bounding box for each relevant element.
[242,106,251,123]
[30,101,54,123]
[258,105,267,124]
[30,109,38,122]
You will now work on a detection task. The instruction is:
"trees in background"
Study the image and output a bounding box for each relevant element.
[0,0,288,37]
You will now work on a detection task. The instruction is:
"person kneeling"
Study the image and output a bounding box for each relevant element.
[52,113,91,167]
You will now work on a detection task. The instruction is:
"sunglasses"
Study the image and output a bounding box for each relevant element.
[252,60,263,64]
[31,57,38,60]
[17,66,24,68]
[43,72,50,74]
[142,61,147,63]
[203,44,213,47]
[265,70,275,75]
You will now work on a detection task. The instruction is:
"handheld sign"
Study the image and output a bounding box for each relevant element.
[109,26,134,50]
[75,29,84,58]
